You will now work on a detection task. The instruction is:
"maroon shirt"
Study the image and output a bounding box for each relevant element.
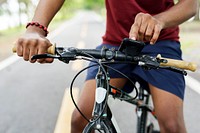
[102,0,179,45]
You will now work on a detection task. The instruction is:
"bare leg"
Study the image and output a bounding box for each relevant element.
[71,78,127,133]
[149,84,187,133]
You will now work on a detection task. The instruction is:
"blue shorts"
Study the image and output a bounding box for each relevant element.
[86,40,185,100]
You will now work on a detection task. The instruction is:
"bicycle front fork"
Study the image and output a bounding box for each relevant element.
[83,66,117,133]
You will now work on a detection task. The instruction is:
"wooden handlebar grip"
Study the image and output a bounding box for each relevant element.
[47,44,56,55]
[157,55,197,72]
[12,44,56,55]
[12,46,17,53]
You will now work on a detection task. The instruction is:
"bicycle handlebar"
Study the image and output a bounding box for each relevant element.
[12,44,197,72]
[156,54,197,72]
[47,45,197,72]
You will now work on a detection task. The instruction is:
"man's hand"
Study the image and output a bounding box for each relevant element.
[15,32,53,63]
[129,13,164,44]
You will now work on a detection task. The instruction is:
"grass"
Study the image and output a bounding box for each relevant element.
[179,21,200,53]
[0,14,73,61]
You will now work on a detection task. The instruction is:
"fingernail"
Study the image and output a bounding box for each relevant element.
[131,37,136,40]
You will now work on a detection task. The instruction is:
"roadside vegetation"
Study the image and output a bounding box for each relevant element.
[0,0,105,33]
[0,0,105,61]
[0,0,199,62]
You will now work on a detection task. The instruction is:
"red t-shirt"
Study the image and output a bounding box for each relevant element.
[102,0,179,45]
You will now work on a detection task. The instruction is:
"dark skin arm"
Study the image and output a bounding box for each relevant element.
[129,0,198,44]
[16,0,65,63]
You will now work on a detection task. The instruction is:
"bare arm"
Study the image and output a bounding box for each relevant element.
[27,0,65,34]
[129,0,198,44]
[16,0,65,63]
[155,0,197,28]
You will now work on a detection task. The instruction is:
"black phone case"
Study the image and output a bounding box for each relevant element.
[118,38,146,56]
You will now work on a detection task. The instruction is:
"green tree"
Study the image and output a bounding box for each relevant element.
[194,1,200,21]
[0,0,8,15]
[17,0,33,26]
[83,0,104,10]
[0,0,12,28]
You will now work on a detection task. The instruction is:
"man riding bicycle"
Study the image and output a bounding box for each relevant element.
[15,0,197,132]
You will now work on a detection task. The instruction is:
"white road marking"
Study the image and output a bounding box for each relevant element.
[54,88,79,133]
[76,40,85,49]
[71,41,85,71]
[80,23,88,39]
[185,75,200,95]
[71,60,84,71]
[111,113,122,133]
[0,12,90,72]
[0,55,20,71]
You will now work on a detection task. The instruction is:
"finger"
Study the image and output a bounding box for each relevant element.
[37,44,46,63]
[138,18,148,41]
[150,25,162,45]
[129,16,142,40]
[129,24,139,40]
[16,39,23,56]
[41,58,54,64]
[145,23,154,42]
[21,40,30,61]
[46,57,54,63]
[28,39,39,63]
[29,48,38,63]
[23,46,30,61]
[16,45,23,57]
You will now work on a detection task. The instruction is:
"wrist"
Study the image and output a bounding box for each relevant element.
[26,22,49,37]
[153,14,166,29]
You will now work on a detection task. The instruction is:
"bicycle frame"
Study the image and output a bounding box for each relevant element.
[83,63,117,133]
[83,60,157,133]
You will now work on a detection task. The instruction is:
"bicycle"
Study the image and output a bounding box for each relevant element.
[13,38,197,133]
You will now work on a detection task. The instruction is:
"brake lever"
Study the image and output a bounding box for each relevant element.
[136,55,160,69]
[160,66,187,76]
[31,54,60,60]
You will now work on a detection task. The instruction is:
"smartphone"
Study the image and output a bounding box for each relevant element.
[118,38,145,56]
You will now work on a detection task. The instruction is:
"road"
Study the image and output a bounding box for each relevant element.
[0,11,200,133]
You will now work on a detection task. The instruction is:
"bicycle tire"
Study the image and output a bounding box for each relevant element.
[136,96,160,133]
[83,120,117,133]
[136,107,148,133]
[83,106,117,133]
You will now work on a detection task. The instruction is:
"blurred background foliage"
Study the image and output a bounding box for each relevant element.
[0,0,199,62]
[0,0,105,30]
[0,0,199,30]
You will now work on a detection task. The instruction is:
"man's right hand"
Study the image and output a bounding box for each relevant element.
[15,32,53,63]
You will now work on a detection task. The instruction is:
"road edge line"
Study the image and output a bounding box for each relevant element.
[185,75,200,95]
[0,55,19,71]
[54,88,79,133]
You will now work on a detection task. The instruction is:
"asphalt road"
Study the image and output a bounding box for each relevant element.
[0,11,200,133]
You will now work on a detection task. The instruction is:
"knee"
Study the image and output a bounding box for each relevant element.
[159,118,185,133]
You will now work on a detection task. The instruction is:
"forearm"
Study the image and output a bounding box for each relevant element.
[27,0,65,35]
[154,0,197,28]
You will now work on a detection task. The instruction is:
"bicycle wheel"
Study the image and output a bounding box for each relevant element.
[83,106,117,133]
[146,96,160,133]
[136,107,148,133]
[136,94,160,133]
[83,120,117,133]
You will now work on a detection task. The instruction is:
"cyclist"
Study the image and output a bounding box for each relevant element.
[15,0,197,133]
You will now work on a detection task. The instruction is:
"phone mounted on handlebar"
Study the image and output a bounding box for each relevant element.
[119,38,146,56]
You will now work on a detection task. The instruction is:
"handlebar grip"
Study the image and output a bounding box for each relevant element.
[47,44,56,55]
[12,46,17,53]
[12,44,56,55]
[157,55,197,72]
